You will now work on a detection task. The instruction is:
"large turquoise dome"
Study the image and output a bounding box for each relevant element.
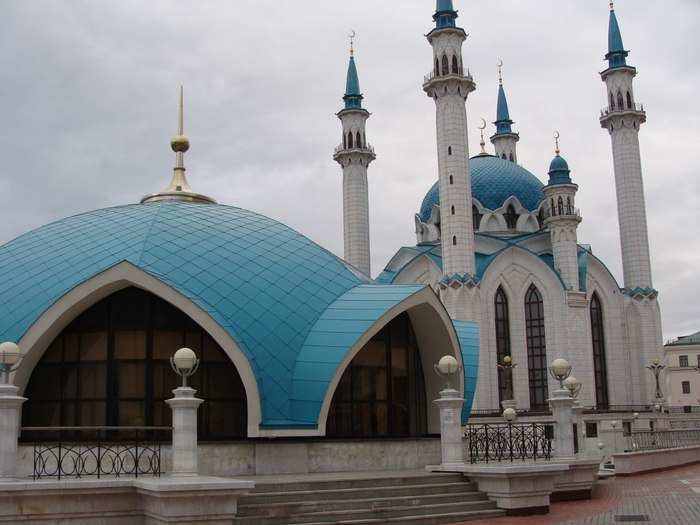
[419,155,545,222]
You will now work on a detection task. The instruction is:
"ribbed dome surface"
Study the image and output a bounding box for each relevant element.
[419,155,545,222]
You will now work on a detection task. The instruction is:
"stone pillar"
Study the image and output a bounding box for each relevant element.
[166,387,203,477]
[0,384,26,480]
[572,404,585,456]
[434,388,465,467]
[548,389,575,460]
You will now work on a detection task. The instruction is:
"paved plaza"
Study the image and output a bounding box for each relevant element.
[453,463,700,525]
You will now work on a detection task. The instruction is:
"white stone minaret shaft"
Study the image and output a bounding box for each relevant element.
[600,6,652,290]
[334,53,375,276]
[423,7,476,278]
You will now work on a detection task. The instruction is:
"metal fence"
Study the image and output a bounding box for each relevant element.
[626,429,700,452]
[465,423,553,464]
[22,426,170,480]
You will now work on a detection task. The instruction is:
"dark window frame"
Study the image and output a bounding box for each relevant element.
[524,284,548,410]
[495,287,511,404]
[590,293,610,409]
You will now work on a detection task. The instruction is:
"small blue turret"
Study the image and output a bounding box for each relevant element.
[343,55,363,110]
[606,3,629,68]
[495,83,513,135]
[548,154,572,186]
[434,0,458,29]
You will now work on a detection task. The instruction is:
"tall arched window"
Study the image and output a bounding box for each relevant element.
[557,197,564,216]
[590,293,610,409]
[327,313,427,437]
[502,153,507,160]
[348,132,354,149]
[442,54,449,76]
[495,287,511,403]
[451,55,459,74]
[610,92,615,110]
[537,209,545,230]
[452,236,457,246]
[343,134,346,149]
[626,91,633,109]
[617,91,624,111]
[504,205,518,230]
[550,198,556,216]
[566,197,573,215]
[509,153,514,162]
[450,205,455,215]
[524,285,548,410]
[435,58,440,76]
[22,287,247,440]
[356,131,362,148]
[472,205,482,231]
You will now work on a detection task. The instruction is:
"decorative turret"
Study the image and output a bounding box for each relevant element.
[141,87,216,205]
[490,61,519,163]
[543,133,581,292]
[434,0,458,29]
[599,2,653,291]
[333,35,375,277]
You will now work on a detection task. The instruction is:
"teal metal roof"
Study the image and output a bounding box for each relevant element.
[419,155,545,220]
[606,8,628,68]
[0,201,374,427]
[495,84,514,135]
[547,154,572,185]
[433,0,458,29]
[666,331,700,347]
[343,56,363,110]
[453,320,479,424]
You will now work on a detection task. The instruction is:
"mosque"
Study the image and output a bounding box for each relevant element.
[0,0,660,451]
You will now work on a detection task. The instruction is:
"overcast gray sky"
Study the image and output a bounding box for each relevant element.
[0,0,698,341]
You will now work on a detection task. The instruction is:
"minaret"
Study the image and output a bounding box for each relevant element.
[599,2,652,290]
[490,61,519,163]
[142,86,215,204]
[333,37,375,276]
[543,134,582,291]
[423,0,476,279]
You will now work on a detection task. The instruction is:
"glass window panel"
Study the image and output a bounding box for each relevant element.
[334,369,352,402]
[153,331,184,360]
[43,340,63,363]
[64,333,79,362]
[118,362,146,398]
[118,401,146,426]
[353,341,386,367]
[353,403,372,437]
[61,401,77,426]
[207,401,244,438]
[203,335,227,362]
[114,331,146,360]
[153,400,172,428]
[27,366,61,401]
[374,403,389,436]
[525,285,548,410]
[111,288,148,329]
[392,402,409,436]
[153,362,178,400]
[80,401,106,426]
[80,332,107,361]
[61,365,78,399]
[185,332,202,353]
[34,402,61,427]
[80,363,107,399]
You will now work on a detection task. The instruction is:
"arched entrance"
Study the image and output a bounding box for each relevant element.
[326,313,427,438]
[22,287,247,440]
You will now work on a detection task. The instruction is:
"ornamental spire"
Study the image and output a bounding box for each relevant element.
[434,0,458,29]
[343,32,364,110]
[494,60,513,135]
[606,2,628,68]
[141,86,216,205]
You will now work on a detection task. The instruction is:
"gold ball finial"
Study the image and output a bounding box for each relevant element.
[610,1,614,11]
[171,135,190,153]
[503,355,512,366]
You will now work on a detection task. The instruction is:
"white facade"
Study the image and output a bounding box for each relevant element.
[664,335,700,408]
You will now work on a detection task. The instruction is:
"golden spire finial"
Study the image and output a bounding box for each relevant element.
[349,30,356,57]
[554,131,561,155]
[478,118,487,154]
[497,59,504,85]
[609,1,614,11]
[171,85,190,169]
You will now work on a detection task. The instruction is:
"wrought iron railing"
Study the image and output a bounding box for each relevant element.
[465,423,553,463]
[333,143,375,156]
[600,102,645,116]
[423,69,473,84]
[22,426,170,480]
[627,429,700,452]
[582,405,653,414]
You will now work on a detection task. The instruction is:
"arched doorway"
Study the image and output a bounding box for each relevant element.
[22,287,247,440]
[326,313,427,438]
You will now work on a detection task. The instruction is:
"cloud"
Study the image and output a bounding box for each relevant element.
[0,0,698,340]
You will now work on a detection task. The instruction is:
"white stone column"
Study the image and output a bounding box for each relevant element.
[166,387,204,477]
[548,389,575,460]
[572,404,585,456]
[434,388,465,467]
[0,384,26,480]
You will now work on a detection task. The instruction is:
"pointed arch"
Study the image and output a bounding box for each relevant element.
[524,284,548,410]
[472,205,482,231]
[494,286,511,404]
[509,153,514,162]
[435,58,440,76]
[441,54,449,76]
[566,196,573,215]
[610,92,615,110]
[356,131,362,149]
[626,91,633,109]
[504,204,518,230]
[451,55,459,74]
[617,91,624,111]
[557,196,564,216]
[348,131,354,149]
[590,293,610,409]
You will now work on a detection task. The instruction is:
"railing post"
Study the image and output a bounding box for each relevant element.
[434,387,465,468]
[548,388,576,460]
[166,387,204,477]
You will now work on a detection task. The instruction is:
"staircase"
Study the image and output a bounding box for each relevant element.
[234,472,504,524]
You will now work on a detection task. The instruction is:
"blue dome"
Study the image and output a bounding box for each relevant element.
[549,155,569,172]
[548,154,572,185]
[419,155,545,222]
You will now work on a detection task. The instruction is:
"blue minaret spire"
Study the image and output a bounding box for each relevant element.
[490,61,519,163]
[495,81,513,135]
[606,2,629,68]
[343,43,363,110]
[434,0,458,29]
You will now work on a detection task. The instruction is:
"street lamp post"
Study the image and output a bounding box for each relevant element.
[166,348,204,477]
[0,342,27,480]
[433,355,465,468]
[548,358,576,460]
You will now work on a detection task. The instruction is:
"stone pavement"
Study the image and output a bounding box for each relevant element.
[452,463,700,525]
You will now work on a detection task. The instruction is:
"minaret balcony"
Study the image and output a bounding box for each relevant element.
[600,102,646,126]
[542,206,581,223]
[333,143,376,163]
[423,69,476,95]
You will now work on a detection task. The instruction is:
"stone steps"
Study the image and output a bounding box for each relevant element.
[234,473,504,525]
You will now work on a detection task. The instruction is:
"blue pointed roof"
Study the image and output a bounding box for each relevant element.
[606,7,629,68]
[494,83,514,135]
[343,56,363,110]
[434,0,458,29]
[547,154,572,185]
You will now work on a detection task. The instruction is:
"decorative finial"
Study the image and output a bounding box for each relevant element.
[554,131,561,156]
[171,85,190,169]
[609,1,614,11]
[478,118,487,154]
[497,59,504,85]
[349,30,356,57]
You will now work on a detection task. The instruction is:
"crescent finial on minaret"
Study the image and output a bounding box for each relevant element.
[497,59,504,85]
[554,131,561,155]
[349,30,356,57]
